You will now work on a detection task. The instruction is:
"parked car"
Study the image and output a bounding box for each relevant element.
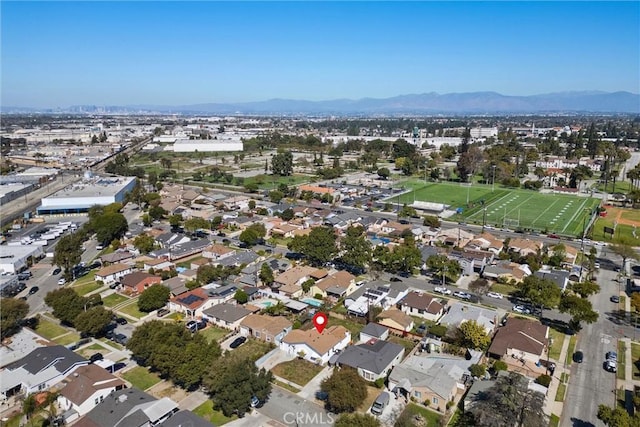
[453,291,472,300]
[52,267,61,275]
[90,353,104,363]
[115,317,128,325]
[434,286,452,295]
[389,276,403,282]
[229,336,247,349]
[17,272,32,280]
[611,295,620,303]
[108,362,127,373]
[113,333,128,345]
[416,324,427,335]
[487,292,503,299]
[315,391,329,401]
[28,286,39,295]
[512,305,531,314]
[250,396,262,408]
[606,351,618,361]
[185,320,197,330]
[573,350,584,363]
[109,282,119,289]
[157,308,170,317]
[57,278,66,286]
[604,359,617,372]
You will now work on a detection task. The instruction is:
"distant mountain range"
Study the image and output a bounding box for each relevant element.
[3,91,639,115]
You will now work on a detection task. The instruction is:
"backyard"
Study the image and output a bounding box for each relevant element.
[271,359,324,387]
[193,400,236,425]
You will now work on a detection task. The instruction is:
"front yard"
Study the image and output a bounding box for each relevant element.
[121,366,162,391]
[396,403,443,427]
[199,325,230,343]
[271,359,324,387]
[74,281,103,296]
[117,300,146,319]
[547,328,565,361]
[632,343,640,379]
[232,339,275,362]
[193,400,237,425]
[35,317,69,339]
[102,293,130,307]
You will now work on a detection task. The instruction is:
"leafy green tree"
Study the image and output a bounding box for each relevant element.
[321,367,368,413]
[0,298,29,339]
[74,306,113,337]
[519,275,561,313]
[184,217,210,234]
[269,190,284,203]
[234,289,248,304]
[423,215,441,227]
[142,213,152,227]
[569,280,600,298]
[93,212,128,245]
[340,226,372,269]
[301,278,315,295]
[456,320,491,350]
[44,288,86,326]
[260,263,274,286]
[425,255,461,284]
[597,404,638,427]
[138,284,171,312]
[148,205,167,221]
[469,363,487,378]
[559,294,599,331]
[271,151,293,176]
[336,413,381,427]
[610,241,640,271]
[469,372,547,427]
[133,233,156,254]
[203,355,273,417]
[377,167,390,180]
[128,321,221,390]
[288,226,337,266]
[53,233,83,280]
[239,223,267,247]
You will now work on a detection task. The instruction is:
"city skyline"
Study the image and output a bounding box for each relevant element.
[2,1,639,108]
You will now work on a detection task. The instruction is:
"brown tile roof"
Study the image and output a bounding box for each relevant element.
[378,308,414,329]
[96,263,131,277]
[488,317,548,357]
[299,185,335,194]
[274,265,318,287]
[120,272,162,288]
[401,291,444,315]
[240,314,292,336]
[282,325,349,355]
[58,364,125,405]
[204,244,234,256]
[315,271,355,291]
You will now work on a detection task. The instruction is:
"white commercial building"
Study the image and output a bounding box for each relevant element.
[172,138,243,152]
[38,175,136,215]
[0,244,45,274]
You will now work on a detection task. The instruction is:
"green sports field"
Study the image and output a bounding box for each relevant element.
[394,181,601,236]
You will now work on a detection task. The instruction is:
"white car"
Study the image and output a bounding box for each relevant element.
[57,278,66,286]
[434,286,452,295]
[487,292,503,299]
[453,291,472,300]
[512,305,531,314]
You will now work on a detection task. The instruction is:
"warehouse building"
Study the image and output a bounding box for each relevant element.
[172,138,243,153]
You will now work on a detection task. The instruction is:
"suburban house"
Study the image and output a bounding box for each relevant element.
[202,244,235,261]
[99,251,135,265]
[345,282,409,317]
[202,303,253,331]
[0,346,90,399]
[168,288,217,319]
[439,302,501,334]
[119,272,162,294]
[334,340,405,381]
[311,270,357,299]
[465,232,503,255]
[163,276,189,296]
[143,258,175,271]
[377,308,415,333]
[388,353,480,412]
[535,269,571,292]
[94,264,134,285]
[270,222,303,238]
[483,260,532,283]
[508,238,544,257]
[72,388,181,427]
[280,325,351,365]
[239,314,293,345]
[399,291,445,322]
[449,249,493,275]
[435,228,475,248]
[273,265,327,297]
[487,317,549,375]
[359,323,390,344]
[57,364,126,422]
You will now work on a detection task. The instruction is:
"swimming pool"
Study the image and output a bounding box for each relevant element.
[302,298,323,307]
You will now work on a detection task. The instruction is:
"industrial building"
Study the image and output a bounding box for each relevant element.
[0,244,45,274]
[37,173,136,215]
[172,138,243,153]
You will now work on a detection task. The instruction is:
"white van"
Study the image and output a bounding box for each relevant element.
[371,392,390,415]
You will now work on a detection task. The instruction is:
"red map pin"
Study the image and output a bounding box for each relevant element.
[312,312,328,334]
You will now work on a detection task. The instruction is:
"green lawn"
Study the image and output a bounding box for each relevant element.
[102,293,129,307]
[388,335,418,354]
[548,329,565,361]
[79,343,108,357]
[549,414,560,427]
[35,318,69,339]
[273,379,300,393]
[565,335,577,366]
[118,301,146,319]
[243,174,310,190]
[121,366,162,391]
[99,337,124,350]
[199,326,230,343]
[271,359,324,387]
[397,403,443,427]
[489,283,518,296]
[73,271,97,286]
[396,180,600,235]
[231,339,274,362]
[592,209,640,246]
[555,373,569,402]
[193,400,237,425]
[53,332,81,346]
[327,315,365,337]
[618,340,627,380]
[74,281,103,296]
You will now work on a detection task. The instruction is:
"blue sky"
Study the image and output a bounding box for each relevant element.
[2,1,639,108]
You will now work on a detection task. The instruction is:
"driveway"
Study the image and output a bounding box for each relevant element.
[256,348,295,371]
[377,391,407,427]
[297,366,332,401]
[257,386,333,427]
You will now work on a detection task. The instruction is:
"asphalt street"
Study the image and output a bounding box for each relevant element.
[257,386,333,427]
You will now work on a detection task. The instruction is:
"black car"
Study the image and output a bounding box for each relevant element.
[90,353,104,363]
[28,286,39,295]
[115,317,128,325]
[229,336,247,349]
[573,350,584,363]
[390,277,403,282]
[113,333,128,345]
[52,267,62,275]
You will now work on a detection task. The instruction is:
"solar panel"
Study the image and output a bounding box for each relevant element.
[180,294,204,305]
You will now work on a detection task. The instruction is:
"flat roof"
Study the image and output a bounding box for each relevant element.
[42,176,135,200]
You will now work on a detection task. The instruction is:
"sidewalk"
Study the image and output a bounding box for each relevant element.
[297,365,332,400]
[546,332,572,417]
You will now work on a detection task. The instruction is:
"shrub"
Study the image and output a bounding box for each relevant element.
[493,360,508,372]
[429,324,448,338]
[374,377,385,389]
[535,374,552,387]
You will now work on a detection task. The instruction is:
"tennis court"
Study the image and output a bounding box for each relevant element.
[393,181,601,236]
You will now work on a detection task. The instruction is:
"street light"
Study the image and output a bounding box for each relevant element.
[491,165,496,193]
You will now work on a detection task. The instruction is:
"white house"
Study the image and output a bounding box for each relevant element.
[280,325,351,365]
[94,263,134,284]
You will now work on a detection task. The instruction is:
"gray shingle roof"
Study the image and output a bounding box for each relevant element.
[203,303,251,323]
[336,340,404,375]
[6,345,87,375]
